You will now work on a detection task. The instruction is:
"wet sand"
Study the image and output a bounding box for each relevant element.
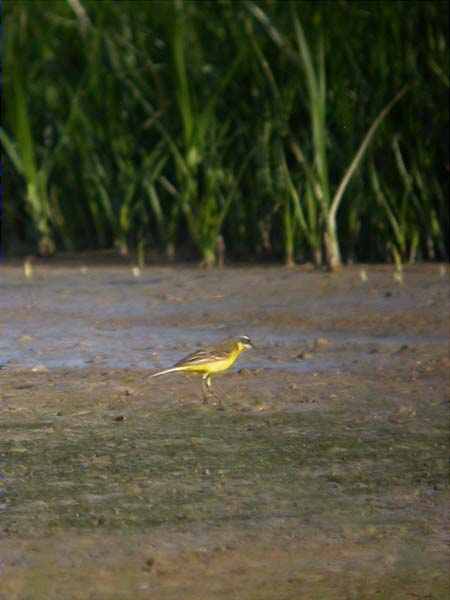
[0,262,449,599]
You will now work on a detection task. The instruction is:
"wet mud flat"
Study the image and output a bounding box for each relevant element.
[0,262,449,599]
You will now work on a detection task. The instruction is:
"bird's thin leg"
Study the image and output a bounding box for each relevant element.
[208,376,224,409]
[202,375,223,409]
[202,374,211,404]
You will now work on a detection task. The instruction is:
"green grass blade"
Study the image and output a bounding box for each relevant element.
[329,86,410,225]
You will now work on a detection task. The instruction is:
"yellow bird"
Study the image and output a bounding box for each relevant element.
[151,336,254,402]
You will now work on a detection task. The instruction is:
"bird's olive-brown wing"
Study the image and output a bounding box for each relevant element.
[175,342,233,367]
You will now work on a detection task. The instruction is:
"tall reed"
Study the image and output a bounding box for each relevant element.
[2,0,448,264]
[247,2,409,270]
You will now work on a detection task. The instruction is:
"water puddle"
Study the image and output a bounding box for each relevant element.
[1,267,447,372]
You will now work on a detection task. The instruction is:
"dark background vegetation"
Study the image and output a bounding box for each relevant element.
[2,0,449,266]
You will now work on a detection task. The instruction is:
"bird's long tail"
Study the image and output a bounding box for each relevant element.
[150,366,186,378]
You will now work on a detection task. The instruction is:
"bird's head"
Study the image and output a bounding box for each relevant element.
[236,335,254,352]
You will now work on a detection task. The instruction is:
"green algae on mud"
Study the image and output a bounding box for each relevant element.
[1,370,448,600]
[1,393,447,534]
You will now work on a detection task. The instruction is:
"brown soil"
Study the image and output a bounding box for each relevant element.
[0,262,448,599]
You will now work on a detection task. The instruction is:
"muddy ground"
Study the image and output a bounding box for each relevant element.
[0,261,448,599]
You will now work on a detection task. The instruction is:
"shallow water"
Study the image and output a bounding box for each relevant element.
[1,265,447,371]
